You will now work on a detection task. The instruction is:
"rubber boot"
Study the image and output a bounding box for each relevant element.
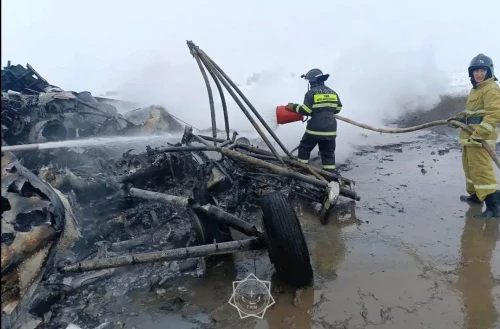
[479,190,500,219]
[459,193,483,204]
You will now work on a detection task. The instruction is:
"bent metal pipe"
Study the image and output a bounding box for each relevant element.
[60,238,263,272]
[186,41,285,164]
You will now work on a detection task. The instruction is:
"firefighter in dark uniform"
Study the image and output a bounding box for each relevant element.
[285,68,342,173]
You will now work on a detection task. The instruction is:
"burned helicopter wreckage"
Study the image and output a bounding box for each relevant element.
[1,43,360,329]
[1,62,184,168]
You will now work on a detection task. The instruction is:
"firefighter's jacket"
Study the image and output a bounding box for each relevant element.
[292,85,342,140]
[458,77,500,147]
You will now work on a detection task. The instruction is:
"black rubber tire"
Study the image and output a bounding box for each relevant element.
[260,191,313,287]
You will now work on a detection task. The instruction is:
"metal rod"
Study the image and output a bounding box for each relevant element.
[211,158,235,183]
[199,55,284,164]
[218,146,360,200]
[196,46,292,158]
[115,183,256,236]
[204,62,231,141]
[231,131,239,143]
[216,146,327,188]
[190,131,232,149]
[187,41,284,165]
[127,188,189,207]
[191,133,212,146]
[197,135,226,143]
[107,235,151,251]
[198,204,259,237]
[197,136,232,148]
[234,142,355,185]
[243,154,279,161]
[194,46,283,161]
[59,238,263,272]
[218,140,232,148]
[192,52,218,146]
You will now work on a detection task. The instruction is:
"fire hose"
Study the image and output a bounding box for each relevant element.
[331,115,500,170]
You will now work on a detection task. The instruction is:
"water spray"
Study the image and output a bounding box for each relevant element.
[3,117,498,170]
[1,134,184,152]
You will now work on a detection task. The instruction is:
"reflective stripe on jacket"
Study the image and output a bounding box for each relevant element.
[458,78,500,146]
[292,85,342,140]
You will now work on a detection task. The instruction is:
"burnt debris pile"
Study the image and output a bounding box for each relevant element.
[1,62,184,169]
[1,42,360,329]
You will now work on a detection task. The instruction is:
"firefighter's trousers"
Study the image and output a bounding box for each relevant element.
[462,144,499,201]
[297,133,336,171]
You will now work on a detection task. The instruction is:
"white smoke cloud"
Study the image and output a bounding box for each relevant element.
[114,42,449,163]
[3,0,499,163]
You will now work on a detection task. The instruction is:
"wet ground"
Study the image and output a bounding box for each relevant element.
[68,130,500,329]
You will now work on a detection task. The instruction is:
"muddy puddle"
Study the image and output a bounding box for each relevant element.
[69,131,500,329]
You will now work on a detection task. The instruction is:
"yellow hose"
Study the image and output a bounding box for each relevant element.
[333,114,500,170]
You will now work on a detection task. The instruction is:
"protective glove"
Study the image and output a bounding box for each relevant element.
[447,111,466,122]
[466,136,483,147]
[285,103,295,111]
[446,120,458,128]
[470,129,487,146]
[471,124,493,139]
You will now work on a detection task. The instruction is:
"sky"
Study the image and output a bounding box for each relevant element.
[2,0,500,161]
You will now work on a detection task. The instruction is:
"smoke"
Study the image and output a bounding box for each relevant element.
[6,0,498,164]
[115,42,449,163]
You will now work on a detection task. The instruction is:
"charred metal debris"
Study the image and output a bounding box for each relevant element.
[1,42,359,329]
[1,62,184,169]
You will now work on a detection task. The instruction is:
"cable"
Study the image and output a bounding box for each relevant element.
[168,113,201,131]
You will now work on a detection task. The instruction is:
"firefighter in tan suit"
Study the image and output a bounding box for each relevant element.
[451,54,500,218]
